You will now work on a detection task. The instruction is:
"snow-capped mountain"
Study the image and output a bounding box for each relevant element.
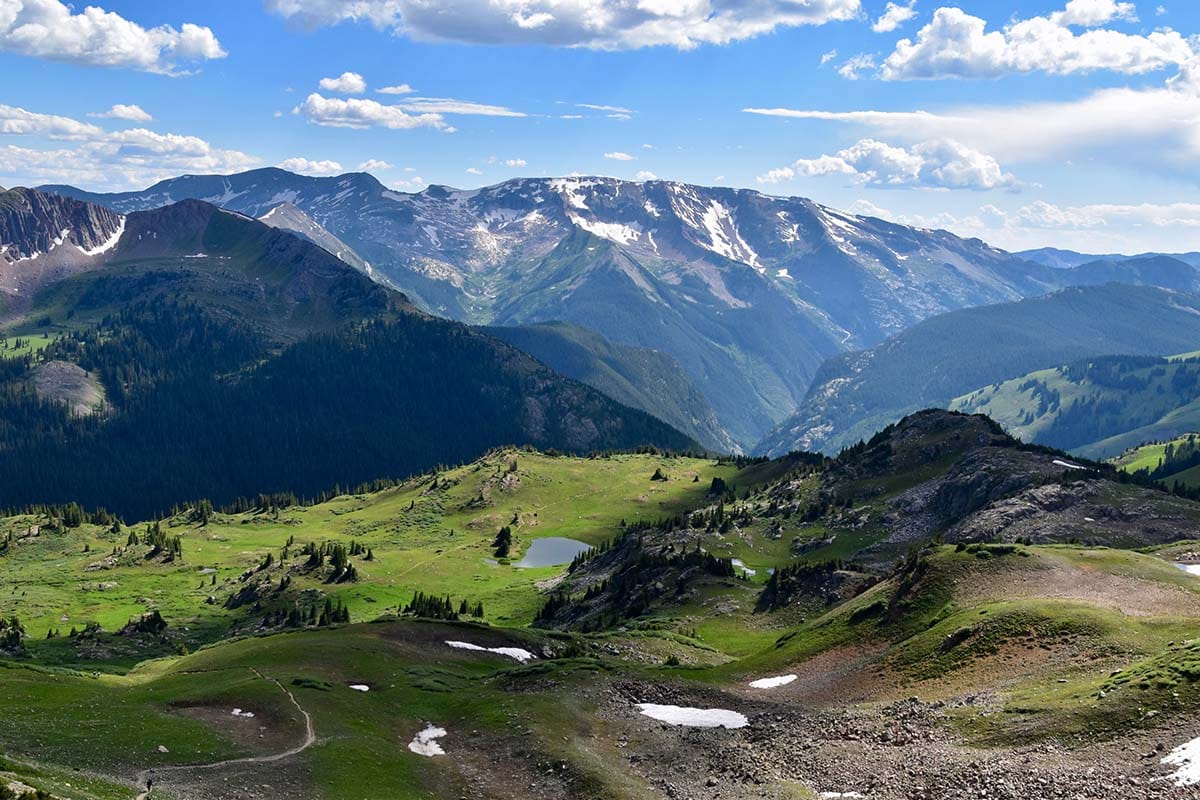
[42,169,1061,447]
[0,187,125,312]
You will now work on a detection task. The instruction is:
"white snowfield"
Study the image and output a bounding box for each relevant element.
[408,725,448,757]
[748,674,797,689]
[636,703,748,729]
[1052,459,1087,470]
[1163,735,1200,785]
[348,684,370,692]
[445,640,535,663]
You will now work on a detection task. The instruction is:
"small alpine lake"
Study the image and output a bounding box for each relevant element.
[513,537,592,568]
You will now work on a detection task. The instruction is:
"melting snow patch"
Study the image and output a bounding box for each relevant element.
[231,708,255,718]
[1052,459,1087,470]
[1163,735,1200,785]
[731,558,756,576]
[749,675,796,689]
[349,684,370,692]
[1176,563,1200,577]
[78,215,125,256]
[408,724,448,757]
[445,641,535,663]
[819,793,864,799]
[636,703,748,729]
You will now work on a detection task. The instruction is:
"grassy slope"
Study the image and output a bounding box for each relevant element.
[0,621,639,800]
[727,544,1200,744]
[951,355,1200,458]
[0,452,747,649]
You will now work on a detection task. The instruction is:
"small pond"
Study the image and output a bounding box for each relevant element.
[513,537,591,568]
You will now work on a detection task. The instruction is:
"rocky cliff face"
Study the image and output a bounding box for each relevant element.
[0,188,125,309]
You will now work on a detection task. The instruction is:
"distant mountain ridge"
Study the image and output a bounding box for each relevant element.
[757,284,1200,456]
[42,168,1069,447]
[1019,246,1200,269]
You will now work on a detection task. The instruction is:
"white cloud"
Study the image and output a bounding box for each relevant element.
[1053,0,1137,26]
[505,158,526,167]
[757,138,1018,190]
[636,170,658,180]
[264,0,862,49]
[293,93,447,130]
[377,83,415,94]
[881,4,1194,80]
[396,97,525,117]
[838,53,876,79]
[0,116,256,190]
[0,0,225,74]
[577,103,635,114]
[604,151,635,160]
[89,103,153,123]
[858,198,1200,252]
[743,63,1200,181]
[820,48,839,64]
[872,1,917,33]
[0,103,102,139]
[357,158,394,170]
[278,157,343,175]
[560,113,584,119]
[318,71,367,93]
[466,166,484,175]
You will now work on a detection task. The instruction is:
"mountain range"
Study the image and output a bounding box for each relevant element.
[19,168,1200,462]
[43,168,1081,449]
[0,188,693,517]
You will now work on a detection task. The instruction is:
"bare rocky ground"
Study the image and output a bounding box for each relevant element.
[596,679,1200,800]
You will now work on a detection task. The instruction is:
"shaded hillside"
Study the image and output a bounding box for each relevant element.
[0,199,694,517]
[487,320,736,452]
[758,285,1200,456]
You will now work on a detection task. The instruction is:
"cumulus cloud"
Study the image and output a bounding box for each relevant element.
[0,0,225,74]
[318,71,367,93]
[757,138,1018,190]
[880,3,1193,80]
[278,156,343,175]
[357,158,394,170]
[465,166,483,175]
[264,0,862,49]
[505,158,526,167]
[604,151,635,160]
[0,103,102,139]
[820,48,838,64]
[636,170,658,180]
[89,104,152,122]
[872,1,917,33]
[0,108,256,189]
[293,93,447,130]
[377,83,415,94]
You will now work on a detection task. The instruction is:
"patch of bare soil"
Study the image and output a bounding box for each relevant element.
[955,558,1200,618]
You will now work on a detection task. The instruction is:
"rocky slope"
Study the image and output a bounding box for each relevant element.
[0,187,125,311]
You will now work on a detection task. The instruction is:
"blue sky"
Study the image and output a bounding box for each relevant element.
[1,0,1198,252]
